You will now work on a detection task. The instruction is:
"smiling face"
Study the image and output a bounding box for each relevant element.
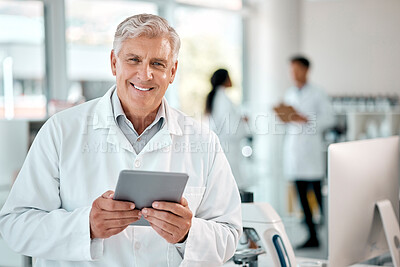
[111,36,178,116]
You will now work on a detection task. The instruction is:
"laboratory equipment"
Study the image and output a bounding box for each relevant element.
[234,202,297,267]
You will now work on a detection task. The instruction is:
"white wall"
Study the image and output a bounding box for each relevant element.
[301,0,400,95]
[245,0,301,214]
[244,0,400,214]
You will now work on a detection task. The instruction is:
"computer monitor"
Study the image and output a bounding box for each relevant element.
[328,136,400,267]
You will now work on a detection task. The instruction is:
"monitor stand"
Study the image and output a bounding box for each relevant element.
[376,200,400,267]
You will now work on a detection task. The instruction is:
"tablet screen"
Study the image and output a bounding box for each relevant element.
[113,170,189,226]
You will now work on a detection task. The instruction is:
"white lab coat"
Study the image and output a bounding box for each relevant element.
[0,87,242,267]
[209,87,249,189]
[283,84,335,181]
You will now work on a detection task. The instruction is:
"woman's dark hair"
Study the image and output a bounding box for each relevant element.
[205,69,229,114]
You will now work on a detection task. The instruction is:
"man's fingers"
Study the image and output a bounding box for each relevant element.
[145,215,179,235]
[96,197,135,211]
[151,201,191,218]
[104,218,140,229]
[91,191,139,239]
[149,220,188,244]
[143,200,192,244]
[101,210,140,220]
[142,208,188,230]
[180,197,188,207]
[102,190,114,199]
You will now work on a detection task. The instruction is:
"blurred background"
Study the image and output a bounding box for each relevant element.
[0,0,399,265]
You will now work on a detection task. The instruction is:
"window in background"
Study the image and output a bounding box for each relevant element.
[0,1,46,119]
[175,7,243,117]
[176,0,242,10]
[65,0,157,100]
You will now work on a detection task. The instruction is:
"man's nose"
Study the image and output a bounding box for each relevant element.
[136,64,153,81]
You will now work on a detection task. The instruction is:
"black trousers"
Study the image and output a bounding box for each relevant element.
[295,180,323,239]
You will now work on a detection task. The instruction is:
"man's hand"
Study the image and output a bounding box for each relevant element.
[274,104,308,123]
[290,113,308,123]
[90,190,141,239]
[141,197,192,244]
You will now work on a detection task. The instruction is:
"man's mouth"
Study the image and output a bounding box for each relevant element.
[131,83,154,91]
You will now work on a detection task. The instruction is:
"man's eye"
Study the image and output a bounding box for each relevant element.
[129,58,139,62]
[153,62,165,67]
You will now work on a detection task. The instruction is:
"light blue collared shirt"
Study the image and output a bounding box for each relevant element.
[111,88,166,154]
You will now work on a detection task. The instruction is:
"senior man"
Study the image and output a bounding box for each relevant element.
[0,14,242,266]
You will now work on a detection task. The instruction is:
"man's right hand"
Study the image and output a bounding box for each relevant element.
[90,190,141,239]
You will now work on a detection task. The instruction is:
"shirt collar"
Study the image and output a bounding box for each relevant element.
[94,85,182,136]
[111,88,166,131]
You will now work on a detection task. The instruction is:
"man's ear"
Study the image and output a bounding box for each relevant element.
[169,60,178,84]
[110,50,117,76]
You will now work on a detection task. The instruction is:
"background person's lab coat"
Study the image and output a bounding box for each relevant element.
[283,84,335,181]
[0,88,242,267]
[209,86,250,189]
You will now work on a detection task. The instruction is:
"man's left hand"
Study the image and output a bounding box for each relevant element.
[140,197,192,244]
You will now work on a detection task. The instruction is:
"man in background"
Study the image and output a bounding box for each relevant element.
[281,55,334,248]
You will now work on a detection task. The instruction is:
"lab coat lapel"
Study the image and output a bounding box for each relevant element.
[139,98,182,154]
[106,124,134,153]
[140,126,172,154]
[92,86,134,153]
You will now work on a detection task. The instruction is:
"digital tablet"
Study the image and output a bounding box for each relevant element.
[113,170,189,226]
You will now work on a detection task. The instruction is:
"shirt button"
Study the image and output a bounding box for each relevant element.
[135,242,141,250]
[137,137,141,141]
[134,159,141,168]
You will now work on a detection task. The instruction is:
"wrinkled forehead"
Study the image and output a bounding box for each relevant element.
[119,36,173,60]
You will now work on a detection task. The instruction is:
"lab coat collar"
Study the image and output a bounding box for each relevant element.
[92,86,183,151]
[163,97,183,136]
[92,85,116,130]
[139,126,172,154]
[92,85,132,152]
[296,83,311,93]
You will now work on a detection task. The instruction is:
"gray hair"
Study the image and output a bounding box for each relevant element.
[113,14,181,61]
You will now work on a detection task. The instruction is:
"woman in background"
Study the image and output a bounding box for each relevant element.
[205,69,249,190]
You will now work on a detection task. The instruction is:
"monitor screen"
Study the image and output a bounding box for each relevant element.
[328,136,399,267]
